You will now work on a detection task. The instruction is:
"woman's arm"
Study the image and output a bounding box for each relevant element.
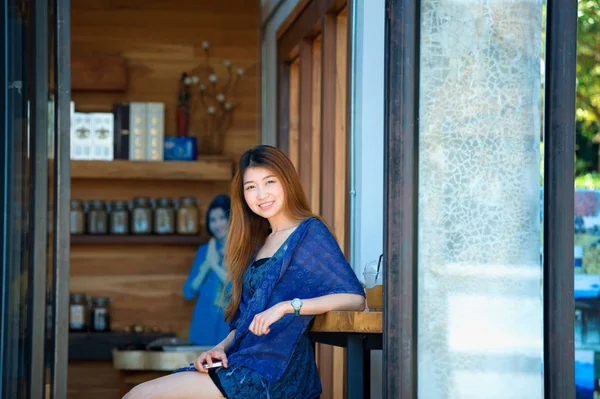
[182,245,210,300]
[249,293,365,336]
[194,329,236,371]
[214,329,236,351]
[279,293,365,315]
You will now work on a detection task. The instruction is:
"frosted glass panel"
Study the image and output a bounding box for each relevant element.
[417,0,544,397]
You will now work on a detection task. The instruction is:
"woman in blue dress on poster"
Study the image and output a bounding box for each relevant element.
[183,194,231,346]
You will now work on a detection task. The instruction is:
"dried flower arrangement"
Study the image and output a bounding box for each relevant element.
[176,40,245,154]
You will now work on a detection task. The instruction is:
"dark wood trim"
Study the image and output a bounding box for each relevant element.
[272,0,311,39]
[29,0,50,397]
[320,14,337,227]
[317,14,338,399]
[52,0,72,397]
[277,62,291,152]
[277,0,346,62]
[543,0,577,395]
[383,0,420,397]
[299,40,314,200]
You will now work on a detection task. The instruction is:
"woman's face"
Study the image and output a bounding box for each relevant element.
[208,207,229,240]
[242,166,286,221]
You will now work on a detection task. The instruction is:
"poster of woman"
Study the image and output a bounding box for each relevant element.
[182,194,231,345]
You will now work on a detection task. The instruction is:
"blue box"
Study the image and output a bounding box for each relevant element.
[164,136,198,161]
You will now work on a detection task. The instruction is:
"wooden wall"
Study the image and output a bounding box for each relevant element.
[68,1,259,398]
[70,0,259,161]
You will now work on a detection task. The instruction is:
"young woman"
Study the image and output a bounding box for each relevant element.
[124,145,366,399]
[182,194,231,345]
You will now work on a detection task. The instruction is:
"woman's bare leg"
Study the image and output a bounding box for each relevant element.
[123,371,225,399]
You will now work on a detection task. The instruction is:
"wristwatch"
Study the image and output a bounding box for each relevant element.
[291,298,302,316]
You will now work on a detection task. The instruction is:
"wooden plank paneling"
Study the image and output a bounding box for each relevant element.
[288,59,300,168]
[320,14,337,228]
[277,0,346,60]
[278,62,291,153]
[334,8,348,251]
[318,13,337,399]
[299,40,313,196]
[68,361,121,399]
[332,10,349,399]
[311,36,322,213]
[71,55,127,91]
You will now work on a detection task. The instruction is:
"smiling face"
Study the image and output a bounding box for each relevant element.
[242,166,287,222]
[208,207,229,241]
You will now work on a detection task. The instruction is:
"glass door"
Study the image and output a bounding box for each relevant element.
[1,0,71,398]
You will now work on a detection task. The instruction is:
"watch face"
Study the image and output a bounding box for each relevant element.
[291,299,301,308]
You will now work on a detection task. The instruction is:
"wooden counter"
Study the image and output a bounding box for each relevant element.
[311,311,382,333]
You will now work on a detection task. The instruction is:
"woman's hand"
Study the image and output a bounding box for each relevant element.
[193,346,228,373]
[249,302,287,336]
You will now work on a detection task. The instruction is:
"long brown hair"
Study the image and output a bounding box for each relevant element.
[223,145,315,322]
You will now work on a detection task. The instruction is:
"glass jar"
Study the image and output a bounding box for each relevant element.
[177,197,199,235]
[154,197,175,235]
[87,200,108,234]
[69,293,88,332]
[70,199,85,235]
[90,296,111,332]
[131,197,153,235]
[109,200,129,235]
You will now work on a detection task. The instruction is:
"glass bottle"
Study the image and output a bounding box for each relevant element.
[177,197,199,235]
[154,197,175,235]
[109,200,129,235]
[69,293,88,332]
[70,199,85,235]
[87,200,108,234]
[131,197,153,235]
[90,296,111,332]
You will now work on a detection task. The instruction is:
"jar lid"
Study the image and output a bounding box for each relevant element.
[157,197,172,207]
[133,197,152,206]
[70,199,83,208]
[91,296,111,306]
[91,200,106,209]
[113,200,128,209]
[70,293,87,302]
[180,197,197,206]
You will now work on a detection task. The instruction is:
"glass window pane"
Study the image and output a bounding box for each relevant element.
[1,1,32,397]
[417,0,545,397]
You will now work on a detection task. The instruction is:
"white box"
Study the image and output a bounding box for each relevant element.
[70,112,92,160]
[90,112,114,161]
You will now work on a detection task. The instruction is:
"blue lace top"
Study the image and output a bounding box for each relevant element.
[225,218,365,383]
[213,256,321,399]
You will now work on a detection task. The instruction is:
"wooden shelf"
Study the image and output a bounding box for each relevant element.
[70,157,233,181]
[71,235,208,246]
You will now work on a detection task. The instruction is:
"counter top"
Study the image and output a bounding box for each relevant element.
[68,332,174,361]
[311,311,382,333]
